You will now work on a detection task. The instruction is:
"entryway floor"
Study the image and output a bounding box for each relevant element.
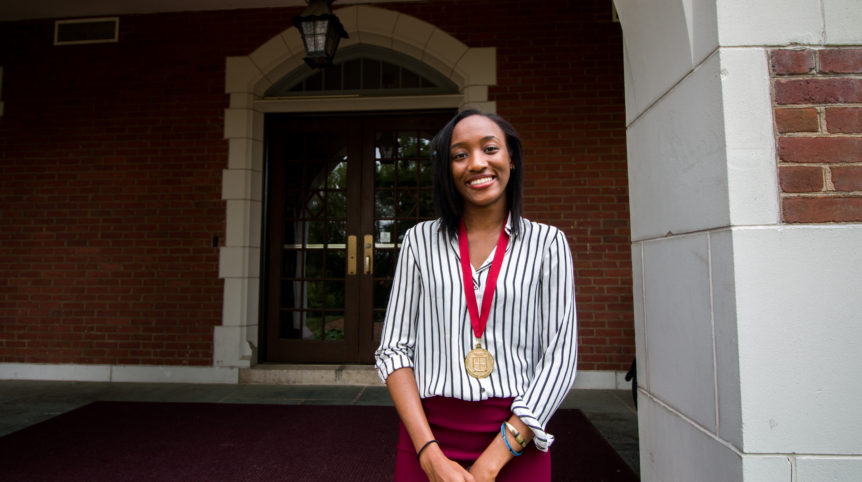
[0,380,640,476]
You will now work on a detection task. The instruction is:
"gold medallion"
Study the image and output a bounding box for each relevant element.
[464,344,494,378]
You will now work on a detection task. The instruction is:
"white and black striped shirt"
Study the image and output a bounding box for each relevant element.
[375,216,578,451]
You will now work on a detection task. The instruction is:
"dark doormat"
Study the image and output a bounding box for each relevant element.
[0,401,637,481]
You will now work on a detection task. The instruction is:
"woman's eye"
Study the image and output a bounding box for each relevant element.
[452,152,467,160]
[484,146,500,154]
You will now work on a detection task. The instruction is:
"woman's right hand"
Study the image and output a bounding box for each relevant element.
[386,368,471,481]
[419,444,475,482]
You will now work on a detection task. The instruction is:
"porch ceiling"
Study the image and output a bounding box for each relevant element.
[0,0,416,22]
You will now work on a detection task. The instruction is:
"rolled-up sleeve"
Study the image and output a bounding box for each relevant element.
[375,229,422,383]
[511,229,578,451]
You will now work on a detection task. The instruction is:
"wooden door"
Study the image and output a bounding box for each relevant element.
[263,111,453,363]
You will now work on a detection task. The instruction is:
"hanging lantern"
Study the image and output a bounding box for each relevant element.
[292,0,349,69]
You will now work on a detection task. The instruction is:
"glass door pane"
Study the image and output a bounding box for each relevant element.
[280,133,349,343]
[371,127,437,347]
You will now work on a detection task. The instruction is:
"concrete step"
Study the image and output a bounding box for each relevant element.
[239,364,383,386]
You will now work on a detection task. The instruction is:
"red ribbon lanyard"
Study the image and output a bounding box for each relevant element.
[459,218,510,339]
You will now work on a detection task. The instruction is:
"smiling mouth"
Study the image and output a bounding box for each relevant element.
[467,176,495,187]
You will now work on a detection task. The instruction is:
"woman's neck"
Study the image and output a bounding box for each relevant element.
[462,204,508,234]
[461,205,508,270]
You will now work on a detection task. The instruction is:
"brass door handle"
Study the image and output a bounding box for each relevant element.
[347,235,357,275]
[363,234,374,275]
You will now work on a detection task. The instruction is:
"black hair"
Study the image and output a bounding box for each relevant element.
[431,109,524,238]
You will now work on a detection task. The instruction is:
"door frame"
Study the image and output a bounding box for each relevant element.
[260,110,454,364]
[262,115,363,363]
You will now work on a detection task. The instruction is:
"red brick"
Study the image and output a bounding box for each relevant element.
[770,49,815,75]
[825,107,862,134]
[779,166,823,193]
[820,48,862,74]
[774,78,862,105]
[774,107,819,133]
[783,196,862,223]
[778,137,862,163]
[831,166,862,192]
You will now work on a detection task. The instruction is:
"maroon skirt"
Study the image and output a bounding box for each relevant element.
[394,396,551,481]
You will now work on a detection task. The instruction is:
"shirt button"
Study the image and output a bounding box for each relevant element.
[480,387,486,393]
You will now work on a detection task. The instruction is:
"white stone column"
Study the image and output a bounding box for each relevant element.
[615,0,862,480]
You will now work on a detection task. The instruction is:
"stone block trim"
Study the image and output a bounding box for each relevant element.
[770,48,862,223]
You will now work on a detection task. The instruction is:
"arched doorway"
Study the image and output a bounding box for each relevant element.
[217,5,496,368]
[259,45,462,363]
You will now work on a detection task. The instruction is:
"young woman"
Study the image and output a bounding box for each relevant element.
[375,110,578,481]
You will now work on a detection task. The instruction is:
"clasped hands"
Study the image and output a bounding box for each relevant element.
[419,438,511,482]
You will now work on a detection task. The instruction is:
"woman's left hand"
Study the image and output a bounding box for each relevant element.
[467,457,500,482]
[468,439,510,482]
[470,416,533,481]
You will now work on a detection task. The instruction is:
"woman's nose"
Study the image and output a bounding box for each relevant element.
[466,150,488,170]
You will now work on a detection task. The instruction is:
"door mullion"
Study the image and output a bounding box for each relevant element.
[356,119,377,362]
[342,118,365,362]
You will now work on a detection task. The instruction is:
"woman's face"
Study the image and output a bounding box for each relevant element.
[449,115,513,212]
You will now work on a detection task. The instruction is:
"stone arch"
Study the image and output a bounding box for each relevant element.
[216,5,497,368]
[225,5,496,105]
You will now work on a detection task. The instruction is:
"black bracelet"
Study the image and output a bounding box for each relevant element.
[416,439,439,462]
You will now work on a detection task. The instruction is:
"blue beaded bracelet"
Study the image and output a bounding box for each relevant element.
[501,422,523,456]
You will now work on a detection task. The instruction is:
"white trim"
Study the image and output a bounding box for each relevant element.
[254,94,463,113]
[240,364,384,386]
[0,363,110,382]
[239,366,630,389]
[572,369,636,390]
[0,363,627,390]
[54,17,119,46]
[0,363,239,384]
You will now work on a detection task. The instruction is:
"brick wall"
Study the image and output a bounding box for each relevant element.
[0,0,633,370]
[771,47,862,223]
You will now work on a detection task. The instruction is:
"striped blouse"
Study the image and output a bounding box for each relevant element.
[374,215,578,451]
